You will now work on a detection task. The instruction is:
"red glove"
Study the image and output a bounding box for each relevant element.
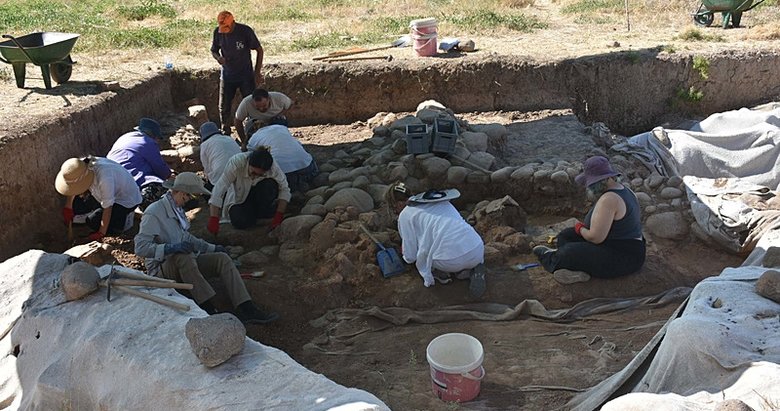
[574,221,586,236]
[207,216,220,235]
[270,212,284,230]
[87,231,105,241]
[62,207,74,224]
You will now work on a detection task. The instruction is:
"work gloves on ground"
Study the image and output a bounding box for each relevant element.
[207,216,220,235]
[87,231,105,241]
[270,212,284,230]
[574,221,587,236]
[62,207,74,225]
[164,241,195,255]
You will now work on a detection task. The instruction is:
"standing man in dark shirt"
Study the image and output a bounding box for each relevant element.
[210,11,264,136]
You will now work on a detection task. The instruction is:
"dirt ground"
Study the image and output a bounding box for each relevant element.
[57,109,744,410]
[2,4,767,409]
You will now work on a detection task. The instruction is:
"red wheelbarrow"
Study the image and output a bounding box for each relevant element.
[0,32,79,89]
[692,0,765,28]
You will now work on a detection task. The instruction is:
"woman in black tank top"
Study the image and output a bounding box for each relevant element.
[533,156,646,283]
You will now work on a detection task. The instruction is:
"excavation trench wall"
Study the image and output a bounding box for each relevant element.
[2,50,780,260]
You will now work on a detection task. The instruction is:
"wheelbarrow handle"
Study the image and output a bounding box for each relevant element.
[2,34,39,66]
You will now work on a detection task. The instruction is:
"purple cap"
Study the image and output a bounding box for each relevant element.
[575,156,620,187]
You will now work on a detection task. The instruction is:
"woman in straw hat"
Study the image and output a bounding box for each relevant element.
[134,172,278,324]
[56,156,142,241]
[533,156,646,284]
[385,182,487,298]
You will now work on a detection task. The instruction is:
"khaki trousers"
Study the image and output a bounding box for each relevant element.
[160,253,250,308]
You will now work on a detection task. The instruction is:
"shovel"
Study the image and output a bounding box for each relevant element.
[359,224,406,278]
[313,35,411,61]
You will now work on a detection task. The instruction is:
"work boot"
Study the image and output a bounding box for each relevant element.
[533,245,555,258]
[198,299,218,315]
[237,301,279,325]
[468,263,487,298]
[553,269,591,285]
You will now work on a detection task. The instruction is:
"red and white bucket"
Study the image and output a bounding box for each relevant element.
[426,333,485,402]
[410,18,438,57]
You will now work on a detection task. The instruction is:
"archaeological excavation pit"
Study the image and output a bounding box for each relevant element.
[2,52,779,410]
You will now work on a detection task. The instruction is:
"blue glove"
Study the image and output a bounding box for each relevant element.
[164,242,195,255]
[214,245,227,254]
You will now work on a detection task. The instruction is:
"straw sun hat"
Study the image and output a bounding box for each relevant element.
[162,172,211,196]
[55,158,95,196]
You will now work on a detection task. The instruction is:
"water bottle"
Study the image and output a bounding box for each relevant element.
[164,55,173,70]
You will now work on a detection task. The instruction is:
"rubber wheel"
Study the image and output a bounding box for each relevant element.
[51,55,73,84]
[693,12,714,27]
[731,12,742,27]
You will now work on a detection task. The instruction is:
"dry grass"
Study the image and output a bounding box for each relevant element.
[742,21,780,40]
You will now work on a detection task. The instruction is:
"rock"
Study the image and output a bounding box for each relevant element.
[483,244,503,265]
[453,145,471,160]
[332,181,352,191]
[301,203,328,216]
[491,166,515,183]
[762,246,780,268]
[348,166,371,179]
[644,173,665,190]
[635,192,653,206]
[550,170,569,184]
[645,205,657,214]
[467,151,495,171]
[275,215,323,242]
[466,172,490,184]
[278,243,309,266]
[61,261,100,301]
[470,123,508,141]
[328,168,352,185]
[324,188,375,213]
[260,245,279,256]
[237,251,269,266]
[366,184,390,204]
[645,212,689,240]
[416,108,443,124]
[101,81,122,92]
[333,227,359,243]
[447,166,470,184]
[420,156,451,178]
[352,175,370,189]
[755,270,780,303]
[187,105,208,126]
[713,399,755,411]
[659,187,683,199]
[306,195,324,205]
[185,314,246,367]
[372,125,390,137]
[460,131,489,153]
[389,165,409,181]
[631,177,644,188]
[389,115,424,132]
[473,196,527,233]
[670,198,683,208]
[667,175,683,188]
[457,39,476,52]
[511,165,535,182]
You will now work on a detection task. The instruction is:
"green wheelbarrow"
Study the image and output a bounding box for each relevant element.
[0,32,79,89]
[692,0,765,28]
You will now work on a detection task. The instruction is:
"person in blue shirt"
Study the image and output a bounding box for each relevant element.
[210,10,264,136]
[107,117,172,211]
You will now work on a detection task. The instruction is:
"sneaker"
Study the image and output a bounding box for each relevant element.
[553,269,591,285]
[237,302,279,325]
[433,270,452,285]
[469,263,487,298]
[533,245,554,258]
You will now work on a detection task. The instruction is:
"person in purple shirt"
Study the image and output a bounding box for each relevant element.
[107,117,172,211]
[210,10,264,136]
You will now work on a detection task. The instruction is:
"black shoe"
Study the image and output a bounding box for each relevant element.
[433,270,453,285]
[469,263,487,298]
[237,302,279,325]
[198,300,218,315]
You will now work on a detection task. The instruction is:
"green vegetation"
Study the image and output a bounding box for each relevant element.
[561,0,623,14]
[677,28,725,42]
[626,51,641,64]
[445,11,547,32]
[676,86,704,103]
[660,44,677,54]
[117,0,176,21]
[692,55,710,79]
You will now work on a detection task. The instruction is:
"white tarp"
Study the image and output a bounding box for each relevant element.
[0,250,389,410]
[568,230,780,411]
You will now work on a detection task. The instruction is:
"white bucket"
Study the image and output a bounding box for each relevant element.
[410,18,437,57]
[426,333,485,402]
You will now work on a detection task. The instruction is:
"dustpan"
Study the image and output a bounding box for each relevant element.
[359,224,406,278]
